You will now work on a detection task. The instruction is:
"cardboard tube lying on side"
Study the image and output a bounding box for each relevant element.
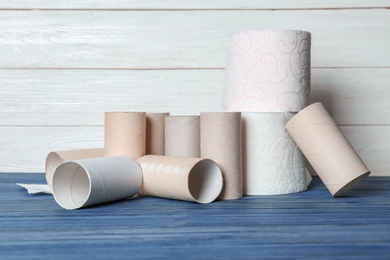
[146,112,169,155]
[45,148,104,188]
[164,116,200,157]
[105,112,146,158]
[200,112,242,200]
[137,155,223,203]
[52,156,142,210]
[286,102,370,197]
[242,112,308,195]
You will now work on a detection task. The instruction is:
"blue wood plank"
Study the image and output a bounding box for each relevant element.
[1,173,390,259]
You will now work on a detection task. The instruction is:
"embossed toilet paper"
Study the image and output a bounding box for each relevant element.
[286,102,370,197]
[45,148,104,188]
[223,29,311,112]
[105,112,146,158]
[165,116,200,157]
[52,156,142,210]
[200,112,242,200]
[242,112,308,195]
[146,112,169,155]
[137,155,223,203]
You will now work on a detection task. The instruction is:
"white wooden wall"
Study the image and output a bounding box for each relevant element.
[1,0,389,176]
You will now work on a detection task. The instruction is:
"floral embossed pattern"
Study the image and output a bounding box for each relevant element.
[242,112,308,195]
[222,30,311,112]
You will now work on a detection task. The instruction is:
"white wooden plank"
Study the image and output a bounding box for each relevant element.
[0,69,223,126]
[311,68,390,125]
[0,126,387,176]
[1,68,389,126]
[0,126,104,173]
[0,10,389,68]
[340,126,390,177]
[1,0,389,9]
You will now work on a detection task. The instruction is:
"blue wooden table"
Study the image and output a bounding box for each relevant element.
[1,173,390,259]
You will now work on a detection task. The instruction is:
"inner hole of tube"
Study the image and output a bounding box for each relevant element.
[188,159,223,204]
[52,162,90,210]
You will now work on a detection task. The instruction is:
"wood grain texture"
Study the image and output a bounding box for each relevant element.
[1,0,389,9]
[1,68,389,126]
[2,173,390,258]
[0,9,389,68]
[0,126,386,176]
[0,127,103,172]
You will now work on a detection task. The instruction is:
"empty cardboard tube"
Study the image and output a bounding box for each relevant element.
[104,112,146,159]
[286,102,370,197]
[146,112,169,155]
[164,115,200,157]
[52,156,142,210]
[45,148,104,188]
[200,112,242,200]
[137,155,223,204]
[242,112,308,195]
[222,29,311,112]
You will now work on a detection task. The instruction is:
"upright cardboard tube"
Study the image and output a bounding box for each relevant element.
[105,112,146,158]
[200,112,242,200]
[137,155,223,203]
[45,148,104,188]
[164,116,200,157]
[146,112,169,155]
[286,102,370,196]
[52,156,142,210]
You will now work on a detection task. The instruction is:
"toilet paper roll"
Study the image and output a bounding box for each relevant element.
[242,112,308,195]
[200,112,242,200]
[222,29,311,112]
[165,116,200,157]
[137,155,223,204]
[105,112,146,158]
[286,102,370,197]
[146,112,169,155]
[45,148,104,188]
[52,156,142,210]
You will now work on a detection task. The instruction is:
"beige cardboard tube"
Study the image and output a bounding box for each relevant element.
[242,112,308,195]
[104,112,146,159]
[286,102,370,197]
[222,29,311,112]
[200,112,242,200]
[164,116,200,157]
[45,148,104,188]
[146,112,169,155]
[52,156,142,210]
[137,155,223,204]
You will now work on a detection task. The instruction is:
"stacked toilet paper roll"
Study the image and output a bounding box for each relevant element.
[242,113,308,195]
[222,29,311,195]
[222,30,311,112]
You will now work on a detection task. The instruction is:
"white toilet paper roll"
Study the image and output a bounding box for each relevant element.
[52,156,142,210]
[242,112,308,195]
[223,30,311,112]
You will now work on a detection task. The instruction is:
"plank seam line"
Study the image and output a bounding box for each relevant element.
[0,67,389,71]
[0,7,388,11]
